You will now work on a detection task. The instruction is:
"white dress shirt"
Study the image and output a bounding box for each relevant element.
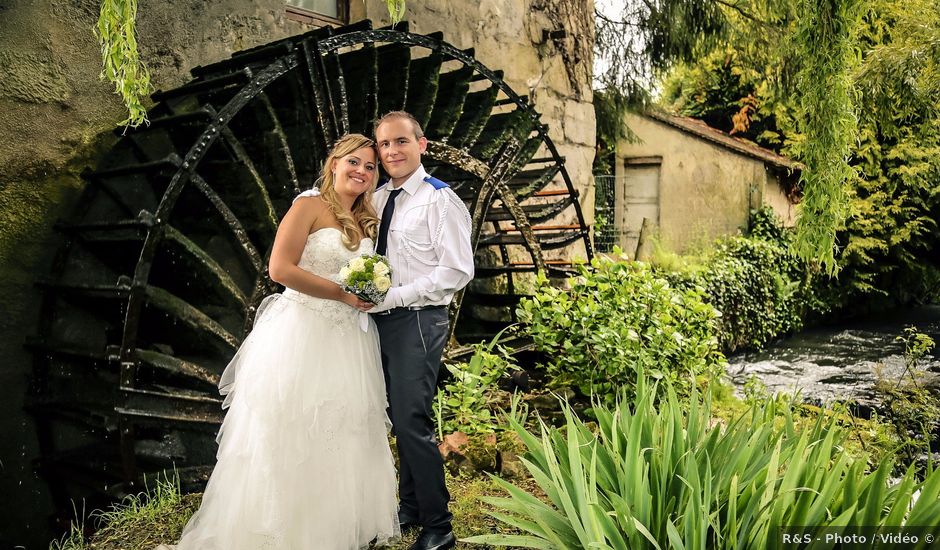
[370,164,474,312]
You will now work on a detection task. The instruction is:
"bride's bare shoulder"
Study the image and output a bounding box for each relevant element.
[290,194,330,219]
[293,192,325,207]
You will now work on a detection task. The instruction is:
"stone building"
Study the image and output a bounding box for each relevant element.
[0,1,595,545]
[603,110,799,255]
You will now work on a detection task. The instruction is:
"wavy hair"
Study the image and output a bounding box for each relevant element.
[316,133,380,250]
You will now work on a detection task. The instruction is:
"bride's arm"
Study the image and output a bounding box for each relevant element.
[268,197,364,308]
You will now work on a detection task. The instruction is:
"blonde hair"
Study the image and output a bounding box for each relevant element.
[316,133,380,250]
[373,110,425,139]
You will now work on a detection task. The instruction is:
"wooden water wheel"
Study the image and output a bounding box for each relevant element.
[28,20,592,521]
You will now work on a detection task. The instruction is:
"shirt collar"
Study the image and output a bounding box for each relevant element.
[385,164,427,196]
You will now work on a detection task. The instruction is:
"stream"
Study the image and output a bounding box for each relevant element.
[726,305,940,412]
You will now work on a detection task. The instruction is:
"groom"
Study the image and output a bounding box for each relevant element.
[368,111,474,550]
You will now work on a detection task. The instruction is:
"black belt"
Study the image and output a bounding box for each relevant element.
[374,305,447,315]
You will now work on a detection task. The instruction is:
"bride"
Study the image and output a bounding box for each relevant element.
[164,133,400,549]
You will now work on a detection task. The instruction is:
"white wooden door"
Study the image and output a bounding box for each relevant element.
[618,159,661,255]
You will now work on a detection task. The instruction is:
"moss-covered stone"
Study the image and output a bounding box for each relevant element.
[0,51,69,104]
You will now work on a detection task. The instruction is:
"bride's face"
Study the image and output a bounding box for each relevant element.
[332,146,378,199]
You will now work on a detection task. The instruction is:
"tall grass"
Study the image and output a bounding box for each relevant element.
[465,373,940,548]
[48,471,198,550]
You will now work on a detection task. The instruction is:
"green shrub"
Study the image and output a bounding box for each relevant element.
[874,327,940,468]
[465,372,940,548]
[663,237,806,352]
[653,209,829,353]
[434,329,520,436]
[517,257,725,402]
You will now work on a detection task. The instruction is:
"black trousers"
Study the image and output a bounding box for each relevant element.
[373,307,453,534]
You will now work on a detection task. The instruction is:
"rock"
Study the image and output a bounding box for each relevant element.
[438,430,469,459]
[438,431,505,475]
[499,453,528,479]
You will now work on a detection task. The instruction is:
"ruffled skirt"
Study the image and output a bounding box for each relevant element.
[175,291,400,549]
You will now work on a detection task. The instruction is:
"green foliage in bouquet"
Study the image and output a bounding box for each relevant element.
[517,258,724,402]
[340,254,392,304]
[465,371,940,548]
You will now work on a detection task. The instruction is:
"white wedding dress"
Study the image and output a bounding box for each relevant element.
[172,227,400,549]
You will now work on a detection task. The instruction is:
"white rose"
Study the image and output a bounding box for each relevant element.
[374,276,391,292]
[373,261,390,276]
[348,257,366,272]
[339,266,351,280]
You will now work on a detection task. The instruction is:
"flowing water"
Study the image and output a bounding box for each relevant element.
[726,306,940,411]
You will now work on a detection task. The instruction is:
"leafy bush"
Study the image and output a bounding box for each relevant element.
[662,237,805,353]
[466,372,940,548]
[874,327,940,467]
[748,205,790,243]
[655,208,827,353]
[434,330,519,436]
[517,257,724,401]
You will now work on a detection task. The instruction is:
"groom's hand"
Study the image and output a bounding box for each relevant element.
[367,288,401,314]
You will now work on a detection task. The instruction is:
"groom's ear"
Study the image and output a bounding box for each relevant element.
[418,136,428,154]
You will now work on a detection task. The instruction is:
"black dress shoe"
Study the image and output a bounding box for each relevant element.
[408,530,456,550]
[398,511,420,531]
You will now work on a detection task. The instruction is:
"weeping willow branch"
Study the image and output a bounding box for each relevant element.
[385,0,406,25]
[792,0,861,275]
[96,0,152,128]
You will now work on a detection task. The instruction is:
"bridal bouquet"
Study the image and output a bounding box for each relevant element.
[339,254,392,304]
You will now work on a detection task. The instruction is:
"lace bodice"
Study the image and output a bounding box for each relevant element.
[297,227,373,279]
[276,228,373,332]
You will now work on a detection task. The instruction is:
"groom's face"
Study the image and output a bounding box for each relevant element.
[375,117,427,182]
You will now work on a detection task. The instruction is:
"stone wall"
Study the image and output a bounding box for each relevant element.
[0,1,595,546]
[763,174,798,227]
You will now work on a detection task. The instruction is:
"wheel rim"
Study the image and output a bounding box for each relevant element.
[29,19,592,519]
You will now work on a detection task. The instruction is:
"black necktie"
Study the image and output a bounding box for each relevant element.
[376,188,402,256]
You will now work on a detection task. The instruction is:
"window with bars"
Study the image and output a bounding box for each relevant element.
[286,0,348,26]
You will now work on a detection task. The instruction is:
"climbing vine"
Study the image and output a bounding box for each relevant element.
[95,0,152,128]
[791,0,862,275]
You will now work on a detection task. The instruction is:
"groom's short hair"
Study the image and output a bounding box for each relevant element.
[374,111,425,140]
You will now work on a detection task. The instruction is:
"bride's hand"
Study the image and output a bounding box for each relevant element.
[341,292,374,312]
